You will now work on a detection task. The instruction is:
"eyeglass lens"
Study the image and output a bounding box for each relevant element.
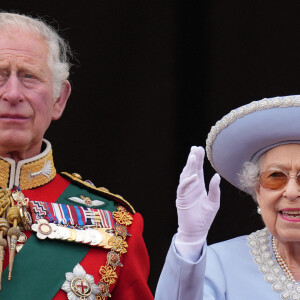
[260,171,300,190]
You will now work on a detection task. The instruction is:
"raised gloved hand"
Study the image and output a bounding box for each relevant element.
[175,146,221,262]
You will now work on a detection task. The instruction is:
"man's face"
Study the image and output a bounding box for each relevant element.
[0,28,67,158]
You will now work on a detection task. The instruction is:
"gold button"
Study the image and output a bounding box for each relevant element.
[72,173,82,180]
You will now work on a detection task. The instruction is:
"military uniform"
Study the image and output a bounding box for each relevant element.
[0,140,153,300]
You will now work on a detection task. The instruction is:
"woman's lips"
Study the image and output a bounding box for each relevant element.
[280,209,300,222]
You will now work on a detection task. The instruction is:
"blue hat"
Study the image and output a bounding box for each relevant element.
[206,95,300,191]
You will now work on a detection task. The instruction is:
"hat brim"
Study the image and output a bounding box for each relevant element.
[207,96,300,191]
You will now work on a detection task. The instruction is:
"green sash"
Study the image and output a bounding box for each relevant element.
[1,234,89,299]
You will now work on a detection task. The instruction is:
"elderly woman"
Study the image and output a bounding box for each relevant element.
[156,95,300,300]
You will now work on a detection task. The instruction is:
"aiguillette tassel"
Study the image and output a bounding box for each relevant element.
[0,191,11,290]
[7,205,21,281]
[0,218,9,290]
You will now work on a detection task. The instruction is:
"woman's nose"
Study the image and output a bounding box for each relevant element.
[283,177,300,200]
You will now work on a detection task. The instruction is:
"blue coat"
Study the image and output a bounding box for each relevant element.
[155,229,299,300]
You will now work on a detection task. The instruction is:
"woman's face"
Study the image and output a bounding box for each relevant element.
[256,144,300,242]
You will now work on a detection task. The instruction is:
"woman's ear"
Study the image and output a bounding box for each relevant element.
[255,183,261,203]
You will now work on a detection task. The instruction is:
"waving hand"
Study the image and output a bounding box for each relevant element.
[175,146,221,261]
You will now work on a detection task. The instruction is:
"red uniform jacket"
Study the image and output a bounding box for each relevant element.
[0,155,153,300]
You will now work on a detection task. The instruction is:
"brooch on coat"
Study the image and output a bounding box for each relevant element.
[61,264,100,300]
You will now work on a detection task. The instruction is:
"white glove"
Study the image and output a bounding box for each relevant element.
[175,146,221,262]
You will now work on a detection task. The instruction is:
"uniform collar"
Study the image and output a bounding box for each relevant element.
[0,139,56,190]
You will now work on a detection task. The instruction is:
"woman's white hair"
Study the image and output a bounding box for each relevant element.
[238,154,265,202]
[0,12,71,99]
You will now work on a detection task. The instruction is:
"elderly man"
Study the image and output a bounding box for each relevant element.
[0,12,153,300]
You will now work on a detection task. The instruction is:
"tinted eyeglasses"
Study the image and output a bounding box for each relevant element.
[259,170,300,191]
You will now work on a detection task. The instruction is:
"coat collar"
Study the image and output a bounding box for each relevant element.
[0,139,56,190]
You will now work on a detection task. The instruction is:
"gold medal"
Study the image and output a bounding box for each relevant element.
[67,229,77,242]
[96,228,112,248]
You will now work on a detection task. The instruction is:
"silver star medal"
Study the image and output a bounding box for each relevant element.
[75,230,85,243]
[88,229,103,246]
[61,264,100,300]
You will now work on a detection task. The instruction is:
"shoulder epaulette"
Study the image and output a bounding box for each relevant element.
[60,172,135,214]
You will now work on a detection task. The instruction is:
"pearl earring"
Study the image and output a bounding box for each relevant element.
[257,207,261,214]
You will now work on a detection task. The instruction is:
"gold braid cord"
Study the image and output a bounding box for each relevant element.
[0,160,10,189]
[0,189,22,289]
[96,206,133,300]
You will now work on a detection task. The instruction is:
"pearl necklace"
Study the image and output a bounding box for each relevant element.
[272,236,297,284]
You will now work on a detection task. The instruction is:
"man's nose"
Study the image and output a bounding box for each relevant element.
[1,75,23,104]
[283,177,300,201]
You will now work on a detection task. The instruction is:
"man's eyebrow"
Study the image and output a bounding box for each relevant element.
[18,66,38,72]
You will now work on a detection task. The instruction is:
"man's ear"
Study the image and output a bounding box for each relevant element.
[52,80,71,120]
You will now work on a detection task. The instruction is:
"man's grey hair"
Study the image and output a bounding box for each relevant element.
[238,154,265,202]
[0,12,71,99]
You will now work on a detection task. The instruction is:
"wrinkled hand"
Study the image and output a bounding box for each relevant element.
[175,146,221,261]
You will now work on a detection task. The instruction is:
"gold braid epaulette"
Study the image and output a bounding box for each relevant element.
[60,172,135,214]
